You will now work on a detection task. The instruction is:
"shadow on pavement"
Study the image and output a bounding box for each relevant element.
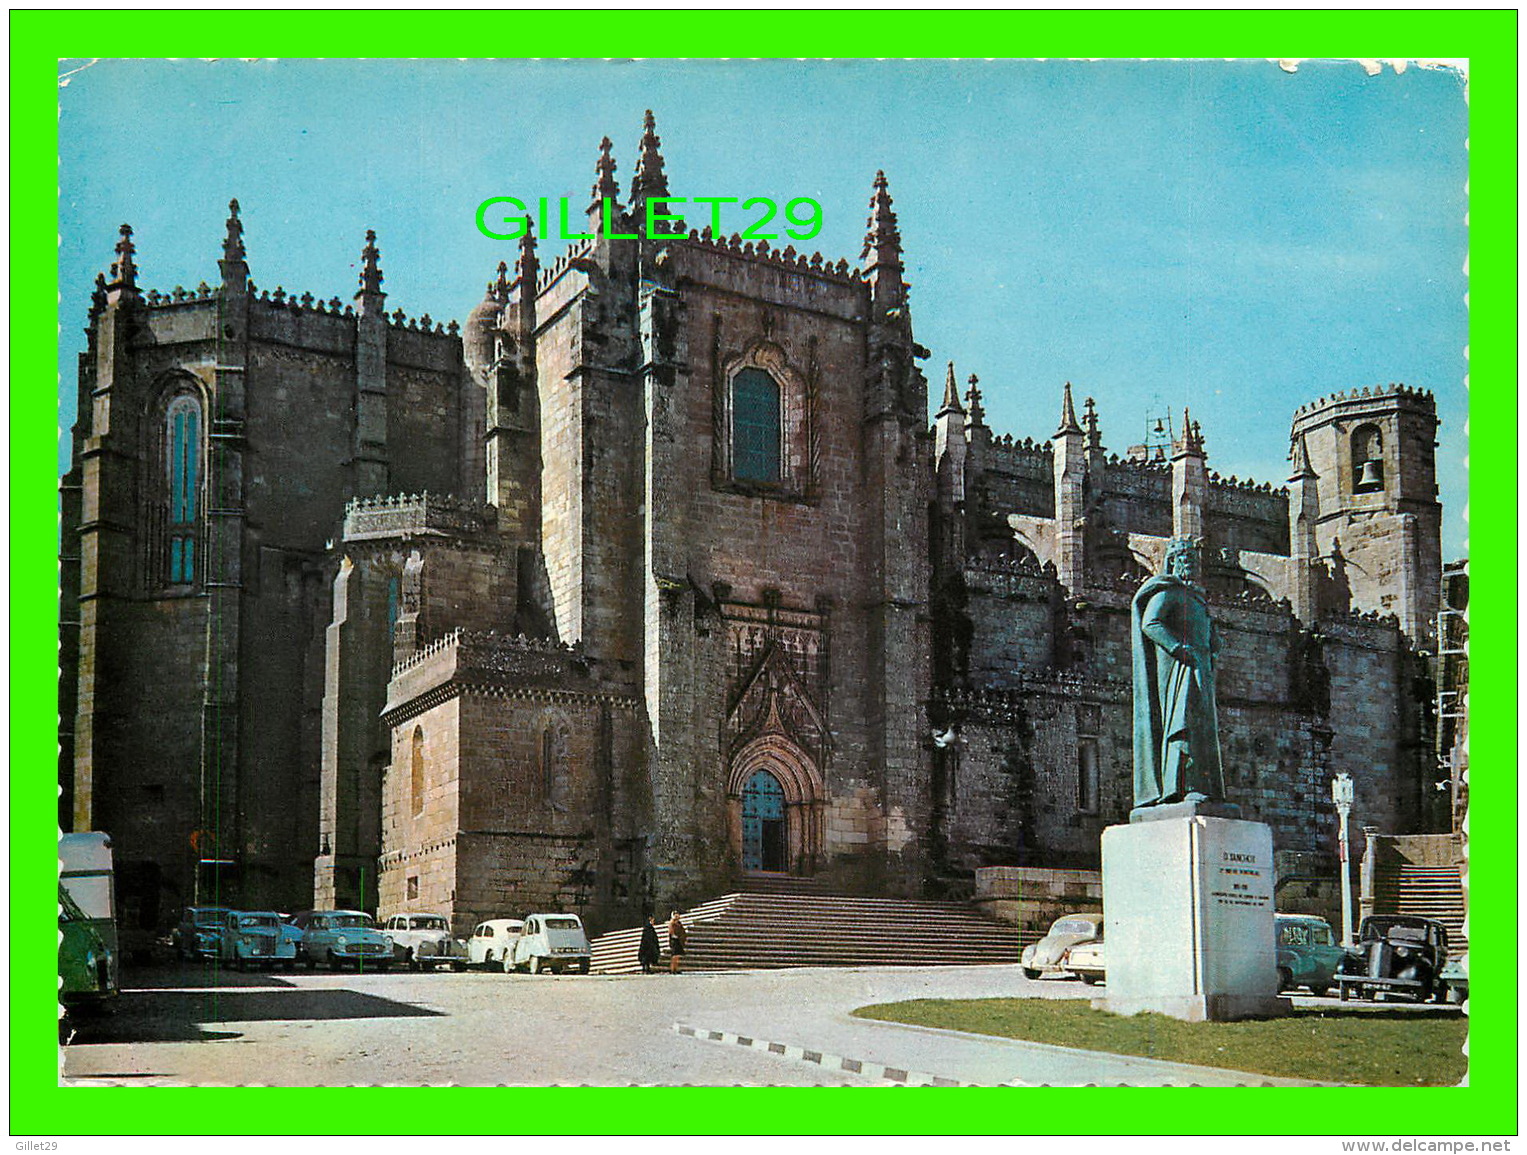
[126,964,298,991]
[68,986,445,1045]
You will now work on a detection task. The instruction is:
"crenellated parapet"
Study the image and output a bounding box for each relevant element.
[677,226,862,285]
[533,239,598,294]
[985,434,1053,478]
[382,627,606,726]
[342,491,496,542]
[1292,382,1435,420]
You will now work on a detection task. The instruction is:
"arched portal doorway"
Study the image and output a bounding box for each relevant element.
[741,769,787,872]
[727,735,825,876]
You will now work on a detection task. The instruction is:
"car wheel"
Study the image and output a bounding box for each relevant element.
[283,961,296,972]
[528,956,542,975]
[1277,968,1293,993]
[501,953,515,974]
[328,951,341,972]
[407,950,421,973]
[1080,973,1100,986]
[1022,968,1041,981]
[377,961,391,973]
[576,959,590,975]
[1309,985,1330,999]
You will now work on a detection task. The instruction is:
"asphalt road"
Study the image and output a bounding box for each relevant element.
[60,961,1437,1087]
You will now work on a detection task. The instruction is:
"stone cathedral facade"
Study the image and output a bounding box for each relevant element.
[59,116,1445,937]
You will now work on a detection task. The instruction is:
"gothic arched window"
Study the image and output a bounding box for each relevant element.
[732,368,782,483]
[164,395,202,584]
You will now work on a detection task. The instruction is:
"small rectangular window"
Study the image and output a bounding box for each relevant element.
[406,876,419,902]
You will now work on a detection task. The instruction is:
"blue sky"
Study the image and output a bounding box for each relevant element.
[58,58,1469,556]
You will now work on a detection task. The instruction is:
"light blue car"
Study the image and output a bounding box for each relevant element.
[218,910,298,971]
[293,910,394,972]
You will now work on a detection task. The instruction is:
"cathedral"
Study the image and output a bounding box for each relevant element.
[58,114,1445,938]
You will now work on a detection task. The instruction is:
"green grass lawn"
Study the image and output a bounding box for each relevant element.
[851,998,1468,1086]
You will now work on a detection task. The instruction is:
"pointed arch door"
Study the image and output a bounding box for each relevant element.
[740,768,787,872]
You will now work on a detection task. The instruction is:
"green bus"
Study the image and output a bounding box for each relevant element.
[59,832,120,1013]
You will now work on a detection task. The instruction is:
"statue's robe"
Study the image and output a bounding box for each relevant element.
[1131,572,1225,808]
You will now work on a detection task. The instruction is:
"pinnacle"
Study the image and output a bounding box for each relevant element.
[937,361,965,416]
[1056,382,1082,437]
[591,135,621,209]
[357,228,384,298]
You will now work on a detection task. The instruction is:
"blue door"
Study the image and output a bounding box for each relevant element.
[741,770,787,872]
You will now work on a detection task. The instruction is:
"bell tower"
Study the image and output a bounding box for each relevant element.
[1289,384,1442,646]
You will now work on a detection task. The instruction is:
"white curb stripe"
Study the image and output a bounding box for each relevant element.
[674,1022,1024,1087]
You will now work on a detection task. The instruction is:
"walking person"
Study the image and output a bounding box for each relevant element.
[667,910,688,975]
[638,914,661,974]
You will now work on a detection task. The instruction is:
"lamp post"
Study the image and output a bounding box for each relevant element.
[1331,772,1355,947]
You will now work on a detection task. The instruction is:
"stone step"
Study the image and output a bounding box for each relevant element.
[589,890,1033,974]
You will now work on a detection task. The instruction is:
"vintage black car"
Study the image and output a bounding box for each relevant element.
[1335,914,1449,1002]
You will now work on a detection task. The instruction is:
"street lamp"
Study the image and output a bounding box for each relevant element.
[1331,772,1355,947]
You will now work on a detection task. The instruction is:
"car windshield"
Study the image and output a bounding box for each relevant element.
[238,915,278,929]
[1279,924,1310,945]
[409,917,448,931]
[544,918,581,930]
[330,914,372,929]
[1052,919,1096,936]
[193,909,225,927]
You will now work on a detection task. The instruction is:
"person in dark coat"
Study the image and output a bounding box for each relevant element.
[667,910,688,974]
[638,915,661,974]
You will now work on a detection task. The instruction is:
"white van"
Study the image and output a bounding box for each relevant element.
[510,913,591,974]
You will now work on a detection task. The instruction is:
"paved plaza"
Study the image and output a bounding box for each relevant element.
[62,963,1351,1087]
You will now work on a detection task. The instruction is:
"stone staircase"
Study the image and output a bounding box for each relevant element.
[589,887,1037,974]
[1374,863,1468,951]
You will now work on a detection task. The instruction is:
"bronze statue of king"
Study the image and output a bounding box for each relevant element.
[1131,537,1227,814]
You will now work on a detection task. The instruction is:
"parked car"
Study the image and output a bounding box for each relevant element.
[381,912,469,971]
[172,905,233,961]
[277,914,305,956]
[1275,913,1345,996]
[1335,914,1449,1002]
[1063,938,1105,985]
[294,910,394,971]
[1020,913,1103,980]
[468,919,526,971]
[511,913,592,974]
[1438,954,1468,1004]
[218,910,298,971]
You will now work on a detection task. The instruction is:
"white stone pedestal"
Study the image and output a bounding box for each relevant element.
[1096,814,1290,1022]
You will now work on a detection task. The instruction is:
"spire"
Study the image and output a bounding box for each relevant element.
[965,373,986,425]
[937,361,965,417]
[223,199,245,263]
[108,223,138,291]
[860,170,905,308]
[490,260,510,303]
[631,109,670,210]
[1175,406,1205,456]
[219,198,249,287]
[1083,396,1101,445]
[513,219,538,290]
[589,136,621,212]
[1056,382,1082,437]
[1288,432,1316,480]
[354,229,384,316]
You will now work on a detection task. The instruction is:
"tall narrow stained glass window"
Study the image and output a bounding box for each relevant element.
[166,397,201,583]
[732,368,782,483]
